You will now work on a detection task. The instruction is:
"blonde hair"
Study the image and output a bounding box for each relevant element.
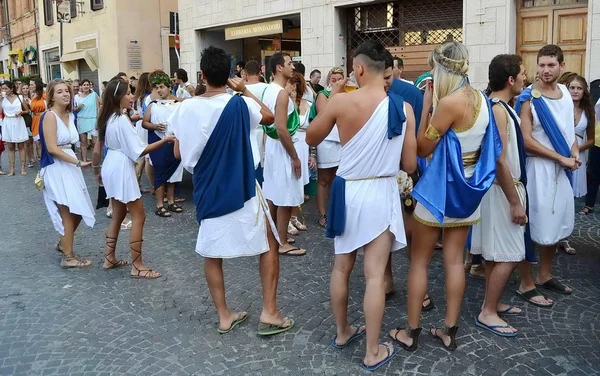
[428,42,471,108]
[327,66,345,86]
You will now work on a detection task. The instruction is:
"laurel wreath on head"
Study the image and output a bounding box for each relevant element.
[150,75,172,87]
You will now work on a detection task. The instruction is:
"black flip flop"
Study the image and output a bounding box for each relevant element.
[515,289,554,308]
[536,278,572,295]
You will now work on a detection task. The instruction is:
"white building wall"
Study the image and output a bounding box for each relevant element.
[587,0,600,81]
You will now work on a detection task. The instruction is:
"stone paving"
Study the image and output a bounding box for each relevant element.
[0,152,600,376]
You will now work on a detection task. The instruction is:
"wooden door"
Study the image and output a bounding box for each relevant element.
[517,3,588,80]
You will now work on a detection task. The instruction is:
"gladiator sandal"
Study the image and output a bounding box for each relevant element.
[103,235,129,269]
[430,324,458,351]
[130,240,161,279]
[391,324,422,351]
[60,252,92,269]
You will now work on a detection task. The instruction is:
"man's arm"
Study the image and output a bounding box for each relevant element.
[274,90,298,160]
[306,95,338,146]
[416,96,456,158]
[493,105,526,225]
[400,102,417,174]
[520,100,576,170]
[142,105,165,132]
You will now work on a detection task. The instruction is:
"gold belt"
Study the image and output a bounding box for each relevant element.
[493,179,523,187]
[462,149,480,167]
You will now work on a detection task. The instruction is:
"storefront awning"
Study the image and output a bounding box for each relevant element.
[60,48,99,73]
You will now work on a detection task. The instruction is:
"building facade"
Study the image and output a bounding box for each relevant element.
[37,0,178,86]
[178,0,599,90]
[0,0,39,80]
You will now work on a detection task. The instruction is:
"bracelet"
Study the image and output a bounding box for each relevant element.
[424,124,441,141]
[92,164,101,168]
[76,160,82,168]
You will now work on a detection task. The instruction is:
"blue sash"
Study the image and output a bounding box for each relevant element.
[412,93,502,224]
[326,95,406,238]
[496,100,536,262]
[193,95,256,223]
[148,101,181,188]
[39,112,55,168]
[515,87,573,186]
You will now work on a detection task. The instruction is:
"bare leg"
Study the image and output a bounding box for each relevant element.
[276,205,303,254]
[35,140,41,160]
[127,198,160,278]
[79,134,88,162]
[478,261,518,334]
[153,185,170,216]
[136,158,145,185]
[331,251,360,345]
[7,143,15,176]
[204,257,247,330]
[18,143,26,175]
[166,183,175,205]
[363,230,395,367]
[103,199,128,268]
[145,161,155,194]
[518,262,553,305]
[442,227,470,328]
[57,204,91,267]
[316,167,336,222]
[26,137,34,165]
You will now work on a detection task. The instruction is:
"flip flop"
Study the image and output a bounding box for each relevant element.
[217,312,248,334]
[497,306,521,316]
[258,318,295,336]
[515,289,554,308]
[535,278,572,295]
[422,295,435,312]
[279,247,306,256]
[475,318,517,337]
[331,326,366,349]
[361,343,398,371]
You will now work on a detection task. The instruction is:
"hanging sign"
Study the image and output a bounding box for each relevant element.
[225,20,283,41]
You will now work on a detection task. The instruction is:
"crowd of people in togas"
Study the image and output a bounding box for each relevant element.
[2,39,598,371]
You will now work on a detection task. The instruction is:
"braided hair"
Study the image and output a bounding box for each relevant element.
[428,42,472,108]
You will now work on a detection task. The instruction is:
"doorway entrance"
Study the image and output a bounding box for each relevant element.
[517,0,588,79]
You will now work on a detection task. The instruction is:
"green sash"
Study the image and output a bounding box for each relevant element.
[261,87,300,140]
[308,90,331,122]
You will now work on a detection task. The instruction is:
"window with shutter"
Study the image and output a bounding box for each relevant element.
[70,0,77,18]
[91,0,104,11]
[43,0,54,26]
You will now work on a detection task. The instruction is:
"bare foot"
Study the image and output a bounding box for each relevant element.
[430,327,452,348]
[334,325,365,347]
[259,311,293,328]
[103,257,130,270]
[518,286,554,306]
[389,328,413,348]
[363,342,395,368]
[21,168,27,176]
[7,169,15,176]
[477,312,517,335]
[497,302,522,314]
[278,244,306,256]
[61,256,92,268]
[131,263,161,279]
[218,311,248,332]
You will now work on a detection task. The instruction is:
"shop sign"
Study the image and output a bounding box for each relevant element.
[76,39,97,50]
[225,20,283,41]
[292,56,302,62]
[127,40,142,70]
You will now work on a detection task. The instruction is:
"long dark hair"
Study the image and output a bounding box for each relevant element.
[133,72,151,110]
[97,79,129,142]
[1,81,16,95]
[561,73,596,126]
[32,79,44,100]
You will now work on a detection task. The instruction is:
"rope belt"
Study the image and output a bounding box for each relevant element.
[345,174,396,182]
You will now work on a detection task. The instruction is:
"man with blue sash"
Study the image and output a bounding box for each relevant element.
[515,44,580,298]
[169,46,295,337]
[470,55,531,337]
[308,41,417,371]
[142,70,184,218]
[261,52,307,256]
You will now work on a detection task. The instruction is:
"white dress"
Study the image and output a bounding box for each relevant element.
[246,82,270,167]
[573,112,588,198]
[1,96,28,143]
[41,111,95,235]
[334,98,407,255]
[295,103,312,186]
[526,84,575,245]
[149,100,184,183]
[317,93,341,169]
[101,114,147,204]
[471,103,526,262]
[414,90,489,227]
[261,83,305,207]
[169,94,279,258]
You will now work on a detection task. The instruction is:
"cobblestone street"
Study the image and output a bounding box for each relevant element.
[1,153,599,376]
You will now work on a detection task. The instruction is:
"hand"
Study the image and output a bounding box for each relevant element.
[95,171,103,186]
[79,103,85,108]
[309,155,317,170]
[572,153,582,168]
[80,161,92,168]
[227,77,246,93]
[423,79,434,111]
[558,156,578,170]
[156,123,167,132]
[510,202,527,226]
[165,135,176,143]
[291,157,302,179]
[330,77,349,96]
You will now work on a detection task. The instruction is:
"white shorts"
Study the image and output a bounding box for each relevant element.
[317,140,341,169]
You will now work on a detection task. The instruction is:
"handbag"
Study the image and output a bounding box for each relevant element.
[34,171,44,191]
[17,95,32,129]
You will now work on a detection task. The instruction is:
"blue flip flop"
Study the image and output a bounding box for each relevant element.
[331,326,366,349]
[475,318,517,337]
[361,343,398,372]
[497,306,521,316]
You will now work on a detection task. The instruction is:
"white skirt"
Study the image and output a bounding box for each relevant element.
[42,148,96,235]
[471,183,526,262]
[102,149,142,204]
[317,140,341,169]
[1,117,28,143]
[197,182,280,258]
[295,131,310,186]
[262,137,304,207]
[167,163,184,184]
[573,137,587,198]
[526,157,574,245]
[414,202,481,228]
